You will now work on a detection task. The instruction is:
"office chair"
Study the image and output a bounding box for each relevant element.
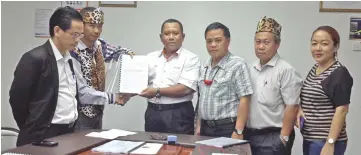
[1,127,19,151]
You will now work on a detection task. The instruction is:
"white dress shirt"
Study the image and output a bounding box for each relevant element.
[49,39,78,124]
[147,47,200,104]
[247,53,303,129]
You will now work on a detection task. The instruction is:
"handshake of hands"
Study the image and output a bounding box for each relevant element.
[114,93,137,105]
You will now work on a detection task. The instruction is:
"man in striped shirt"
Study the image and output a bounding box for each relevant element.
[246,16,303,155]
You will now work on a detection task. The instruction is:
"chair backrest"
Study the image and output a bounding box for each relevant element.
[1,127,19,151]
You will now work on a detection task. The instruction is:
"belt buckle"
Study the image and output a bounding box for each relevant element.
[206,120,216,127]
[154,104,162,111]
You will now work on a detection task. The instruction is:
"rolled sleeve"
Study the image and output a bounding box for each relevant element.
[233,62,254,98]
[280,68,303,105]
[178,56,201,91]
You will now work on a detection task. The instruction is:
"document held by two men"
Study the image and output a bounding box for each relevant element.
[118,55,149,94]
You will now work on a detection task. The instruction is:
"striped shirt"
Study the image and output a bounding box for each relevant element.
[300,61,353,142]
[198,52,254,120]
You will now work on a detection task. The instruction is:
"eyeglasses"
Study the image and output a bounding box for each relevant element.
[149,134,167,141]
[68,32,84,39]
[63,30,84,39]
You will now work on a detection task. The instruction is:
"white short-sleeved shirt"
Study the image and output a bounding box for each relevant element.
[147,47,201,104]
[247,53,303,129]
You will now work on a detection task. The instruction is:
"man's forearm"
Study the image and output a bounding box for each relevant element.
[281,104,298,136]
[159,84,194,98]
[235,96,250,130]
[328,105,348,141]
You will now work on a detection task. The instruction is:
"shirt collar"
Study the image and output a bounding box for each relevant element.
[253,53,280,71]
[77,39,100,51]
[206,52,231,70]
[49,38,70,62]
[158,47,182,59]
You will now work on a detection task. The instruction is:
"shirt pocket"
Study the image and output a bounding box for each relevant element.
[167,65,182,83]
[258,85,281,107]
[213,77,232,97]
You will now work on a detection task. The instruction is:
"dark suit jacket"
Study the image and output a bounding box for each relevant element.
[9,40,60,146]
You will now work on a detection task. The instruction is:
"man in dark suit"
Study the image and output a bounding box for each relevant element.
[9,6,126,147]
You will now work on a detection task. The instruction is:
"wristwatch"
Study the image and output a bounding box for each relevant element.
[327,138,335,144]
[155,88,161,98]
[234,129,243,135]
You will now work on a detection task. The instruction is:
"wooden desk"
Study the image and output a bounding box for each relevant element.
[78,145,194,155]
[4,130,236,155]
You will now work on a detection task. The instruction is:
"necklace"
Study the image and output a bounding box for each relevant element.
[203,66,220,86]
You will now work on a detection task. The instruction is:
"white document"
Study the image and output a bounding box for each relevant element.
[34,9,53,37]
[85,129,137,139]
[119,55,148,94]
[130,143,163,154]
[196,137,247,148]
[91,140,145,154]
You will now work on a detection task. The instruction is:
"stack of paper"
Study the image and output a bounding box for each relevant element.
[195,137,247,148]
[86,129,137,139]
[91,140,145,154]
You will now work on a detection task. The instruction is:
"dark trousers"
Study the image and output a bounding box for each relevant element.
[45,123,75,139]
[244,127,295,155]
[16,123,74,147]
[303,140,347,155]
[145,101,195,135]
[75,111,103,130]
[200,117,236,137]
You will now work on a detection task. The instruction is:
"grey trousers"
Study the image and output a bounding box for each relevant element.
[75,112,103,130]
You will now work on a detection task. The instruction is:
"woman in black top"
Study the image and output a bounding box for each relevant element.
[297,26,353,155]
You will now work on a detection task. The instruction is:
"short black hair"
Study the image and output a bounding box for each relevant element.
[79,7,97,17]
[161,19,184,33]
[49,6,83,37]
[204,22,231,38]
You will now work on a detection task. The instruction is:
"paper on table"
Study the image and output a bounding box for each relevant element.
[91,140,145,154]
[196,137,247,148]
[85,129,137,139]
[130,143,163,154]
[119,55,148,94]
[106,129,137,136]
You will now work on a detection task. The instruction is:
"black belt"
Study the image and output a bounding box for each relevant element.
[202,117,237,127]
[245,127,281,136]
[148,101,191,111]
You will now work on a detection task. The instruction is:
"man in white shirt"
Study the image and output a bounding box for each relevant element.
[139,19,201,134]
[9,6,125,147]
[245,16,302,155]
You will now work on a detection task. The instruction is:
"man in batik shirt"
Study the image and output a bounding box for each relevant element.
[71,7,134,130]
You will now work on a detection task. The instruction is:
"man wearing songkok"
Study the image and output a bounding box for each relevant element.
[245,16,303,155]
[71,7,134,130]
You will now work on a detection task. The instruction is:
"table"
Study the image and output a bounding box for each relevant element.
[3,129,250,155]
[3,130,110,155]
